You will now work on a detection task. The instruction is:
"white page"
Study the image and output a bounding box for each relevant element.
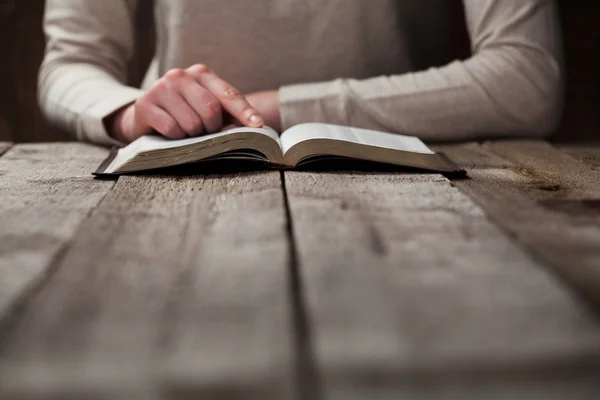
[134,126,280,152]
[107,126,281,173]
[280,123,434,156]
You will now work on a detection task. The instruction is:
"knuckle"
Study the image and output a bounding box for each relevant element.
[166,129,184,140]
[204,100,222,117]
[188,63,210,76]
[221,87,241,101]
[182,115,202,133]
[134,97,149,111]
[239,104,253,116]
[151,79,169,93]
[165,68,186,80]
[162,119,179,137]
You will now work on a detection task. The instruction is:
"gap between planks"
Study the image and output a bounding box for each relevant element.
[4,141,600,398]
[435,140,600,312]
[0,168,302,399]
[283,166,600,399]
[0,143,116,331]
[280,171,323,400]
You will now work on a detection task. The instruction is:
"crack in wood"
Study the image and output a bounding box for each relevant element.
[281,171,323,400]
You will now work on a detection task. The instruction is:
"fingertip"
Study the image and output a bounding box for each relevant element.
[249,113,264,128]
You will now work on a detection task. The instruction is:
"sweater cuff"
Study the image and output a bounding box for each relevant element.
[279,79,349,130]
[80,85,144,146]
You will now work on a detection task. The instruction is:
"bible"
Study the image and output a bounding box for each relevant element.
[94,123,464,175]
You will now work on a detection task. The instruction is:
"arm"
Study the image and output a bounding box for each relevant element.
[39,0,143,145]
[39,0,263,145]
[278,0,564,141]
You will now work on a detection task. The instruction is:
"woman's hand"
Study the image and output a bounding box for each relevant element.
[107,64,264,143]
[245,90,282,133]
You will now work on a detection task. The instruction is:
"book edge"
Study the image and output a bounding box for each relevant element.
[93,146,120,176]
[91,147,465,177]
[436,152,467,177]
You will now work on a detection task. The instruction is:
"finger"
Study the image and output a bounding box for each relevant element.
[186,64,264,128]
[142,103,187,140]
[222,124,236,131]
[156,86,205,137]
[222,122,244,131]
[179,79,223,134]
[222,112,244,128]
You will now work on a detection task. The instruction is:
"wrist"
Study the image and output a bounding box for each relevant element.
[272,90,282,132]
[247,90,281,132]
[104,104,134,143]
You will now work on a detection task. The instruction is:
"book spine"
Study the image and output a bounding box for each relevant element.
[268,162,295,170]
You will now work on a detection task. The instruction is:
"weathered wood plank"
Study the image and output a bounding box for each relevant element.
[558,143,600,170]
[483,140,600,199]
[0,143,114,322]
[284,170,600,398]
[0,171,294,399]
[0,142,12,157]
[438,141,600,307]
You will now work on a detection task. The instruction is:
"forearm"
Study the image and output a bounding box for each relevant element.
[280,0,563,141]
[280,51,562,141]
[39,62,142,145]
[39,0,141,145]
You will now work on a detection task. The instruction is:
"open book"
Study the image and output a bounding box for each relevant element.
[94,123,464,175]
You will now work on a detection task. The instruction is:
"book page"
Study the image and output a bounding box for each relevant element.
[108,126,281,172]
[134,126,281,152]
[280,123,434,156]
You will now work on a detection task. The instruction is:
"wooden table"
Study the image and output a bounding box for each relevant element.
[1,140,600,399]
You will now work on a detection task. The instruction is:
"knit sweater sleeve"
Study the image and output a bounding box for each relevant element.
[279,0,564,141]
[39,0,143,145]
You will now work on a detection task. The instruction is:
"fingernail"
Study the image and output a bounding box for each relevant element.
[249,114,263,127]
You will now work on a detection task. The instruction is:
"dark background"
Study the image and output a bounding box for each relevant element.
[0,0,598,143]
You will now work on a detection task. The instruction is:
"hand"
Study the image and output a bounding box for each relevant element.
[107,64,264,143]
[246,90,282,133]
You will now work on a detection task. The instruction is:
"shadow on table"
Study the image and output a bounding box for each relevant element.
[96,158,468,180]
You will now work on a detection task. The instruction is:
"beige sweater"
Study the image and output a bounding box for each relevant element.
[40,0,563,145]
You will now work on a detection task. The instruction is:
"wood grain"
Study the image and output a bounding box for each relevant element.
[0,171,294,399]
[483,141,600,199]
[558,144,600,170]
[0,143,114,322]
[435,141,600,310]
[284,170,600,398]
